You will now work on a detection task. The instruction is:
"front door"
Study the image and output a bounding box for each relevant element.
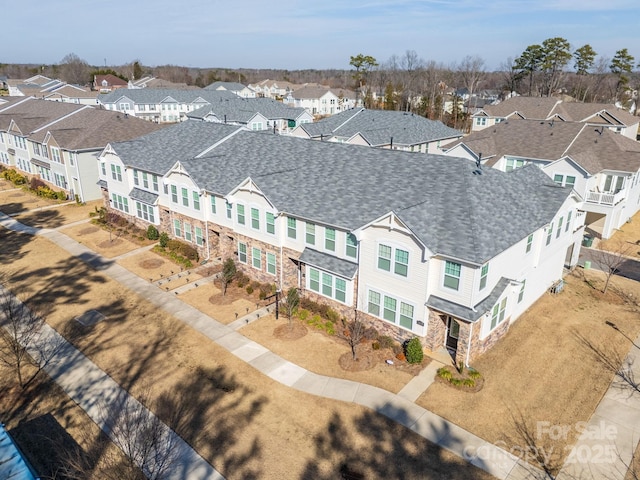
[446,316,459,353]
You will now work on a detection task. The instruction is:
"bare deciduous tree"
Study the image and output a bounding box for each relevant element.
[282,287,300,328]
[589,241,633,294]
[0,287,53,389]
[337,311,366,361]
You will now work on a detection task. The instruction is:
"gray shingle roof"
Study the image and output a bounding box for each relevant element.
[299,108,462,146]
[204,81,248,92]
[97,88,236,105]
[129,188,159,205]
[188,97,307,123]
[110,121,244,176]
[427,277,512,321]
[175,123,570,264]
[449,119,640,174]
[299,248,358,279]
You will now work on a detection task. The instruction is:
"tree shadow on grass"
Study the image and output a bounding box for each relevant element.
[300,404,494,480]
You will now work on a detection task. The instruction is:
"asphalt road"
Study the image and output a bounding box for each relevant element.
[578,246,640,283]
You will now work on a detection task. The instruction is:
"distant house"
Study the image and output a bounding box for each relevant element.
[98,120,582,366]
[94,74,128,93]
[445,118,640,239]
[42,84,100,105]
[249,79,298,99]
[291,107,462,153]
[471,96,639,139]
[98,88,311,130]
[0,97,165,201]
[204,81,256,98]
[287,85,358,116]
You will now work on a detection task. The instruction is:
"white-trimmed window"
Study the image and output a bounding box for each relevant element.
[252,247,261,269]
[171,185,178,203]
[444,261,461,290]
[490,297,508,330]
[238,242,247,263]
[346,234,357,259]
[526,234,533,253]
[475,117,487,126]
[226,201,232,219]
[210,196,216,214]
[110,164,122,181]
[135,202,155,223]
[101,162,106,176]
[152,175,159,192]
[368,289,414,330]
[377,244,409,277]
[142,172,149,189]
[518,280,526,303]
[195,226,203,246]
[267,253,276,275]
[251,207,260,230]
[266,213,275,234]
[565,211,572,232]
[133,170,140,186]
[553,174,576,188]
[173,219,181,237]
[184,222,192,242]
[307,267,348,304]
[325,228,335,251]
[192,191,200,211]
[181,188,189,207]
[479,263,489,290]
[546,223,553,246]
[111,193,129,213]
[287,217,297,239]
[237,204,245,225]
[306,223,315,245]
[505,158,525,172]
[556,217,563,238]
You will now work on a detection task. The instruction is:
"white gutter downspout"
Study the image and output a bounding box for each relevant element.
[465,322,473,368]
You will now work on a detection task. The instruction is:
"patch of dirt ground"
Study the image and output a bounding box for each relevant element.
[242,314,428,393]
[600,211,640,259]
[15,200,102,229]
[417,268,640,474]
[60,222,146,258]
[0,227,490,479]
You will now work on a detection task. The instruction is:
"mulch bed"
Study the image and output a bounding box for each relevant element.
[97,238,124,249]
[338,350,377,372]
[139,258,164,269]
[273,322,308,340]
[434,365,484,393]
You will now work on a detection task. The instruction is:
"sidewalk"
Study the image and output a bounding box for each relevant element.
[8,210,636,479]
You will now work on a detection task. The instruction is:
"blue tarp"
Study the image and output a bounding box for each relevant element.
[0,423,38,480]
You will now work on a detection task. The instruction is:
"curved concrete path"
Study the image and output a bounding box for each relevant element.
[1,211,546,479]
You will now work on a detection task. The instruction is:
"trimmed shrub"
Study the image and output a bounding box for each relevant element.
[297,309,310,321]
[404,337,424,364]
[246,285,254,295]
[146,225,160,240]
[159,232,169,247]
[437,367,453,380]
[372,341,381,350]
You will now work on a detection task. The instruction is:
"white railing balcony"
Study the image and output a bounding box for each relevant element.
[585,190,625,206]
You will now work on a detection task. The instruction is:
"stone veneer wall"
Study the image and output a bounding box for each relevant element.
[467,316,511,363]
[424,311,447,353]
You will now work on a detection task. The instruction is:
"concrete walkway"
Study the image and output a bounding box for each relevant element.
[0,285,224,480]
[557,336,640,480]
[8,210,638,478]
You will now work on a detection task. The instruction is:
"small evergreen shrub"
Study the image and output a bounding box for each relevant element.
[404,337,424,364]
[437,367,453,380]
[146,225,159,240]
[297,309,310,321]
[372,341,381,350]
[246,285,254,295]
[159,232,169,247]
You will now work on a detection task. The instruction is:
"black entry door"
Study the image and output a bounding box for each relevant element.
[446,316,459,352]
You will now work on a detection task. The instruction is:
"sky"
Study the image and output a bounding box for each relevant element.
[2,0,638,71]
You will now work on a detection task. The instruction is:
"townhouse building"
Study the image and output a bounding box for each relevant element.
[471,96,639,140]
[0,97,164,201]
[445,119,640,239]
[286,85,358,116]
[291,108,462,153]
[98,88,312,130]
[98,120,582,366]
